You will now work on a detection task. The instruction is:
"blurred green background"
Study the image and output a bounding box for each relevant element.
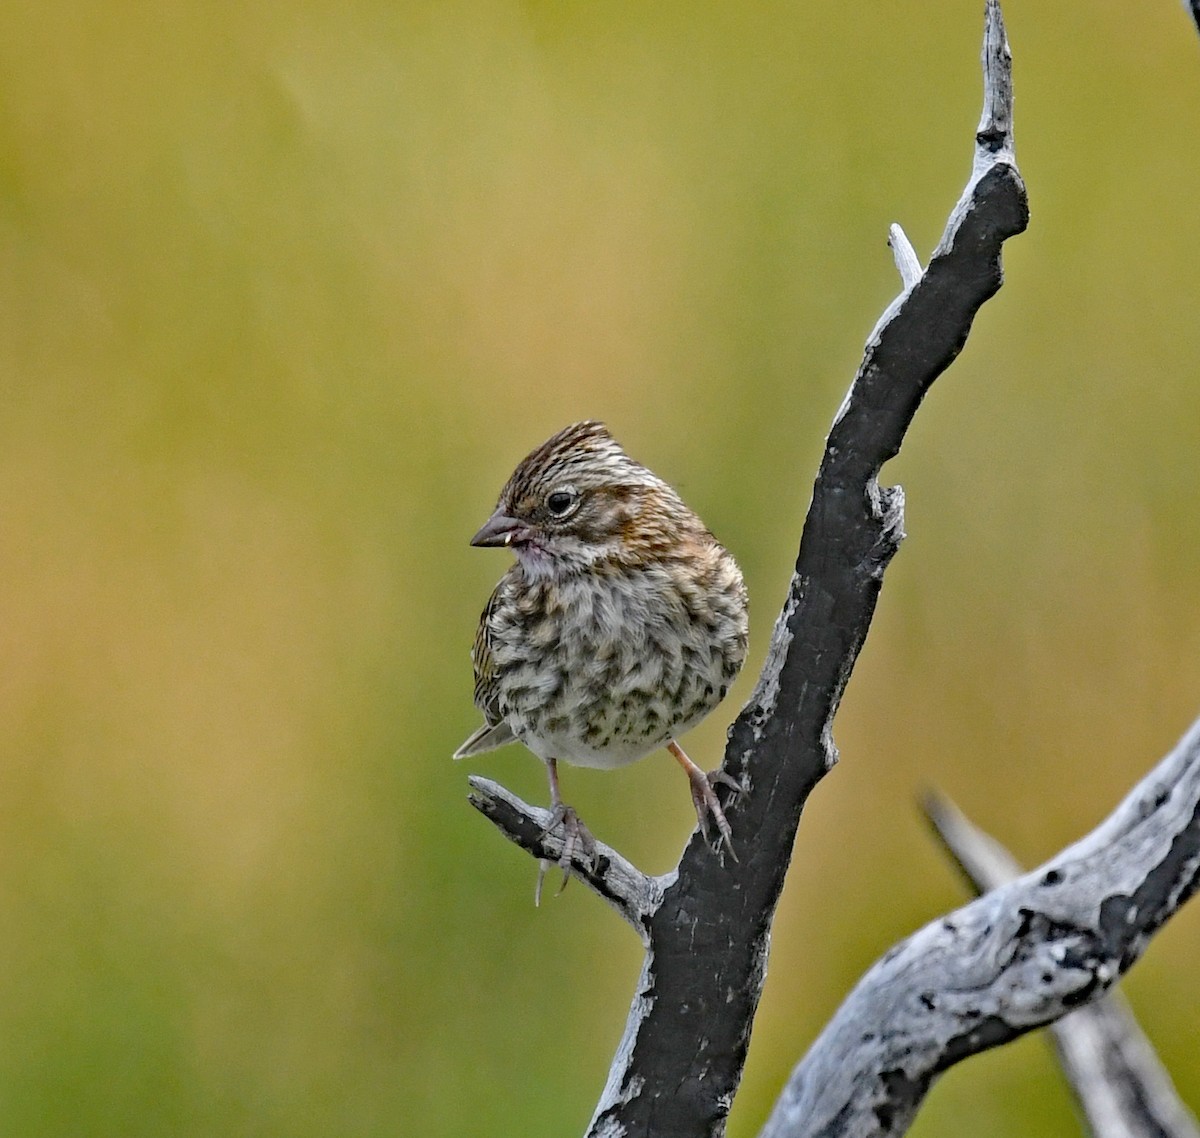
[1,1,1198,1134]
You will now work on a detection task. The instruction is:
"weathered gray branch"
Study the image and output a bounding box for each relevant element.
[926,793,1200,1138]
[469,3,1028,1135]
[467,775,663,939]
[1047,999,1200,1138]
[759,716,1200,1138]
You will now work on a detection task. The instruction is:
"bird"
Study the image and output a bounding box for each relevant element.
[454,420,749,901]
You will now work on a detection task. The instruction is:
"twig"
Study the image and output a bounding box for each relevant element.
[888,224,922,291]
[467,777,662,941]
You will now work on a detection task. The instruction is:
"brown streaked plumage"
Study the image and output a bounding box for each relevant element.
[454,421,748,900]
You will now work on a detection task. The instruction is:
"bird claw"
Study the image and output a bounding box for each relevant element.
[535,804,596,905]
[688,767,742,862]
[708,768,744,795]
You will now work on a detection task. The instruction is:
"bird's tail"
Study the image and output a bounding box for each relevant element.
[452,721,517,759]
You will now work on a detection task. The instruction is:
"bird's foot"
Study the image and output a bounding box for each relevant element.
[535,803,596,905]
[687,767,742,862]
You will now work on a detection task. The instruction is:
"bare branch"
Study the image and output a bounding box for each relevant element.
[925,793,1200,1138]
[759,716,1200,1138]
[924,791,1024,889]
[584,3,1028,1135]
[972,0,1016,168]
[467,777,661,940]
[1048,998,1200,1138]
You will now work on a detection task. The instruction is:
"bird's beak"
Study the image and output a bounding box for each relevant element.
[469,512,529,548]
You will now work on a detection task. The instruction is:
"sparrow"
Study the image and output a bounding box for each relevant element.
[455,420,748,900]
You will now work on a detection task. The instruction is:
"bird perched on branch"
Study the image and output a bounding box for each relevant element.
[454,420,749,901]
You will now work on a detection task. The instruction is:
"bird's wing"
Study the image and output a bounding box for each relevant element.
[451,579,515,759]
[471,583,504,723]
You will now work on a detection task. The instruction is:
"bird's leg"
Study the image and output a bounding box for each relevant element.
[535,757,596,905]
[668,740,740,861]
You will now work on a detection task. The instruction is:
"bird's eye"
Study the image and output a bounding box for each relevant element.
[545,489,577,517]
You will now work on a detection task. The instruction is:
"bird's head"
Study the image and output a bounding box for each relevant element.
[469,421,685,580]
